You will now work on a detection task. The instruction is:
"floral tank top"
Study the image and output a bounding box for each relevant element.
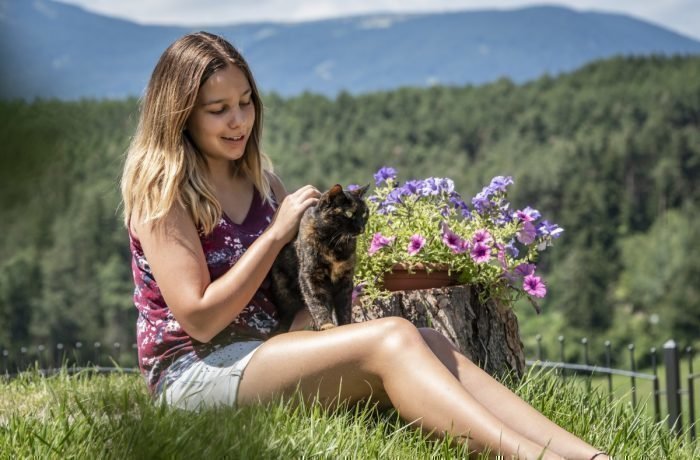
[129,189,280,394]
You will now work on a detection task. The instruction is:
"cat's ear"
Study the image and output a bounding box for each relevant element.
[321,184,343,204]
[350,184,370,198]
[328,184,343,199]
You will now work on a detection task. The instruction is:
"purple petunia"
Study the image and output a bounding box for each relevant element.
[517,221,537,244]
[470,242,491,263]
[403,179,423,195]
[407,234,426,256]
[523,274,547,298]
[537,220,564,239]
[514,263,536,277]
[441,224,468,254]
[515,206,541,223]
[351,282,366,304]
[373,167,397,185]
[369,232,395,255]
[488,176,514,193]
[471,190,493,214]
[505,239,519,257]
[471,176,515,214]
[449,192,470,216]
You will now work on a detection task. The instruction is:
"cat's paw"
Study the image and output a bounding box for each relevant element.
[319,323,336,331]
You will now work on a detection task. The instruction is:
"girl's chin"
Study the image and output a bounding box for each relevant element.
[203,150,246,164]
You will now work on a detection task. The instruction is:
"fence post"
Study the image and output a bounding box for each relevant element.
[94,342,101,367]
[20,346,27,372]
[75,342,83,368]
[605,340,613,403]
[664,339,682,435]
[629,344,637,409]
[687,346,696,442]
[37,345,46,371]
[535,334,542,361]
[558,335,565,379]
[651,347,661,424]
[582,338,591,393]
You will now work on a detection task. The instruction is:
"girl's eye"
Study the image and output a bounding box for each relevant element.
[240,99,252,106]
[209,107,226,114]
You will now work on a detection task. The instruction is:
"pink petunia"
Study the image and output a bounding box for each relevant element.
[523,274,547,298]
[407,234,426,256]
[369,232,395,255]
[441,224,468,254]
[470,242,491,263]
[472,229,493,246]
[496,243,508,269]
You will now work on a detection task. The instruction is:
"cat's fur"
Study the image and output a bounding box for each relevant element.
[270,184,369,331]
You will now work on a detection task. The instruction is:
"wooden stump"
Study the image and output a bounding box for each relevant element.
[352,284,525,379]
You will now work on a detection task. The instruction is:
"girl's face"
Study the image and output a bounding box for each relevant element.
[186,64,255,166]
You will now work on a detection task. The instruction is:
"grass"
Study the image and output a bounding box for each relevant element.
[0,366,699,459]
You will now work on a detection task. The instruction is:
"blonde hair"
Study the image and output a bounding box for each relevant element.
[121,31,273,235]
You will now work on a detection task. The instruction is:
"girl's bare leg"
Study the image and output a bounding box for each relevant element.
[238,317,559,459]
[418,328,607,460]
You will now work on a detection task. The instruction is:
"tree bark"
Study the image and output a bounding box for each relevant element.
[352,284,525,379]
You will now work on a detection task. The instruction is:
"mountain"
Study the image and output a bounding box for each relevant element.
[1,0,700,99]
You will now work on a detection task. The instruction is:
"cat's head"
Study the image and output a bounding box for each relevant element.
[316,184,370,236]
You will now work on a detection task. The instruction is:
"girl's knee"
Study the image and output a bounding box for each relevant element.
[372,317,425,357]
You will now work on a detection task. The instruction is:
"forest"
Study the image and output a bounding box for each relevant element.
[1,55,698,364]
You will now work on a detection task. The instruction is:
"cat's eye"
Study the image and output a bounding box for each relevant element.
[345,210,354,218]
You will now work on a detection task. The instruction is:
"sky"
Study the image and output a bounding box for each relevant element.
[53,0,700,41]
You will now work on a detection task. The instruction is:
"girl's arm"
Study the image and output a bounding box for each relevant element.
[133,180,319,343]
[268,173,313,332]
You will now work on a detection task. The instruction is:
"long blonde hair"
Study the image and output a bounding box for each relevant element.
[121,31,273,235]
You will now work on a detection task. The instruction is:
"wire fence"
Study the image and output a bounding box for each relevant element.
[1,340,139,377]
[526,335,698,443]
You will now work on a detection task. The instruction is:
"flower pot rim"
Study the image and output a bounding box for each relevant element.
[390,262,452,272]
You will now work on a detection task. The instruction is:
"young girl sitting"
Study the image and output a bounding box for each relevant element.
[121,31,609,460]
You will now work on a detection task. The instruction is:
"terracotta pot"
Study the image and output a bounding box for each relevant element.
[382,263,459,292]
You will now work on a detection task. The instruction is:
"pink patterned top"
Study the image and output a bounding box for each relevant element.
[129,189,280,394]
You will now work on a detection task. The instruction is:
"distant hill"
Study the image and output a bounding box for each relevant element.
[1,0,700,99]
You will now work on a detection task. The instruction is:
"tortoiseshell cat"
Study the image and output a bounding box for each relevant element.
[270,184,369,331]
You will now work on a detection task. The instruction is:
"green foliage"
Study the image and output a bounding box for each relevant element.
[0,55,699,356]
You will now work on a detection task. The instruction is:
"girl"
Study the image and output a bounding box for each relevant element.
[121,31,609,460]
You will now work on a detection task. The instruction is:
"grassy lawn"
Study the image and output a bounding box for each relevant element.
[1,367,699,459]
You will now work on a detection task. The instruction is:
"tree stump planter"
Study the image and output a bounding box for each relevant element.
[352,284,526,379]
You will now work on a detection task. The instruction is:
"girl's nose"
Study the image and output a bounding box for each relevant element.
[227,107,244,128]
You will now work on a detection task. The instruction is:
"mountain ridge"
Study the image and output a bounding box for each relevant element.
[1,0,699,99]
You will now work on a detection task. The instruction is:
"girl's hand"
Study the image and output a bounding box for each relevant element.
[269,185,320,243]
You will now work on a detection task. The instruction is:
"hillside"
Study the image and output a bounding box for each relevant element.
[0,56,698,360]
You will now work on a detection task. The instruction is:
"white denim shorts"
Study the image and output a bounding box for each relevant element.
[159,340,264,411]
